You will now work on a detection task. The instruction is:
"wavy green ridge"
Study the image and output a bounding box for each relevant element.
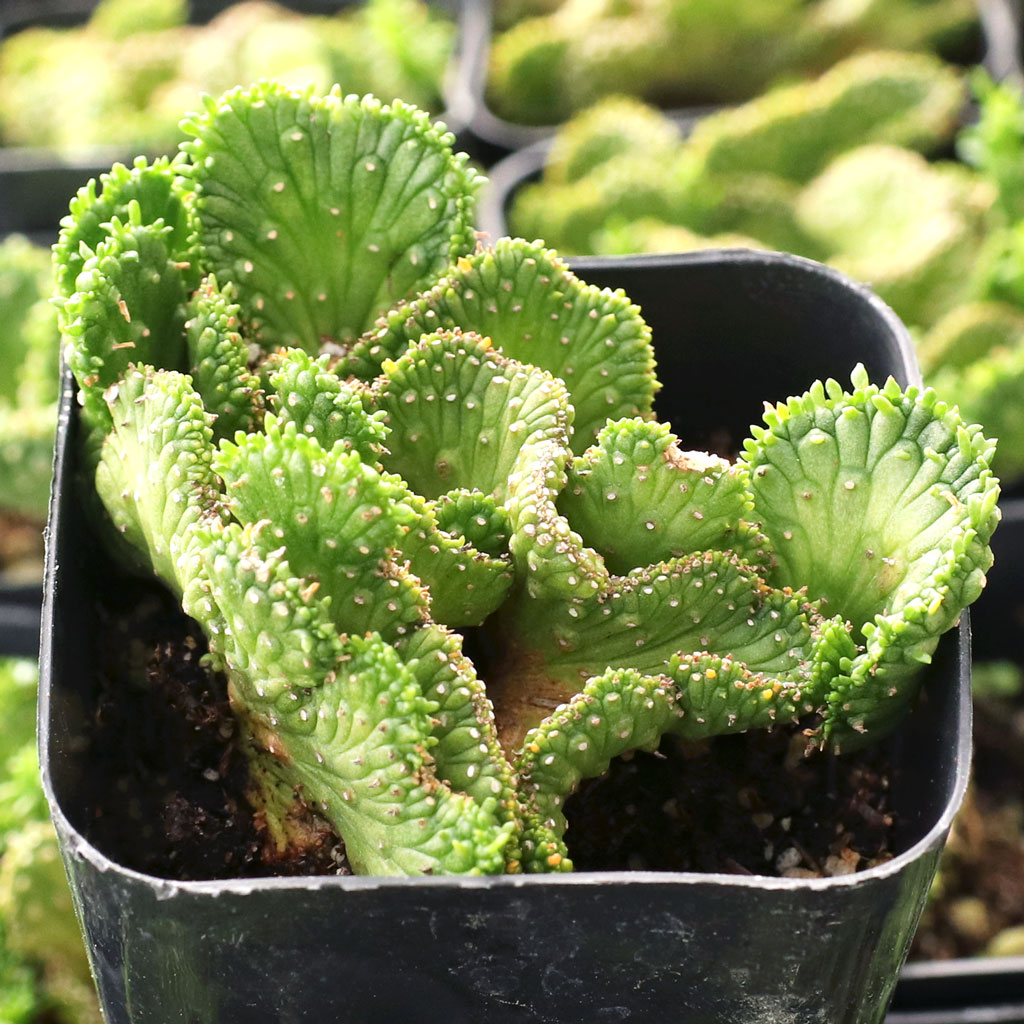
[350,238,657,450]
[181,82,480,350]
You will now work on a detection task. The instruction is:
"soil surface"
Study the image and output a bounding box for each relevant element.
[910,686,1024,960]
[77,584,897,881]
[565,729,895,877]
[81,587,347,880]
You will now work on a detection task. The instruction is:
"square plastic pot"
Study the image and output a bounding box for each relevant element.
[465,0,1020,154]
[0,0,473,237]
[40,250,971,1024]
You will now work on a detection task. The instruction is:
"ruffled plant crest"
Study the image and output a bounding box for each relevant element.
[56,81,1000,877]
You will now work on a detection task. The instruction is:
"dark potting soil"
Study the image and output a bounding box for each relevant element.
[77,576,897,881]
[564,729,895,876]
[910,687,1024,960]
[81,585,349,880]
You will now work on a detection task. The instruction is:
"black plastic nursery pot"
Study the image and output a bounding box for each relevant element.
[892,958,1024,1022]
[0,0,474,236]
[465,0,1021,155]
[40,250,972,1024]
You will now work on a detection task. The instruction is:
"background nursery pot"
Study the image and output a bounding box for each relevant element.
[40,250,971,1024]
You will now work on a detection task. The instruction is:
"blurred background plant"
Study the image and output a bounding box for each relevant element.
[0,234,58,584]
[508,59,1024,484]
[0,0,456,153]
[0,658,100,1023]
[486,0,981,125]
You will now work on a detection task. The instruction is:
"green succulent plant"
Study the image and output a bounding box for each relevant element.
[926,304,1024,482]
[687,49,963,183]
[56,82,999,878]
[921,75,1024,482]
[592,218,766,257]
[795,145,993,328]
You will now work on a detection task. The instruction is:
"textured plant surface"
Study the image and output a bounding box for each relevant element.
[0,660,100,1024]
[0,0,454,152]
[486,0,977,124]
[57,82,999,877]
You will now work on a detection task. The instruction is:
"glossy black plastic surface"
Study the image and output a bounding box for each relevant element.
[40,252,971,1024]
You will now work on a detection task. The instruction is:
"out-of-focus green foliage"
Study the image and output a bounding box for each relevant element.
[685,50,963,184]
[972,660,1024,700]
[543,95,682,185]
[0,660,101,1024]
[0,660,39,793]
[487,0,978,124]
[0,236,57,410]
[919,301,1024,375]
[796,145,992,328]
[511,50,965,256]
[0,236,59,529]
[89,0,188,39]
[933,75,1024,481]
[959,70,1024,223]
[593,218,765,257]
[510,63,1024,481]
[0,0,455,153]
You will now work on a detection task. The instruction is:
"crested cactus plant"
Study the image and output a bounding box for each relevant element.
[56,82,1000,878]
[794,144,993,328]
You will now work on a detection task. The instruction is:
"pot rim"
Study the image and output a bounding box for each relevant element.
[566,247,921,389]
[900,956,1024,982]
[38,247,965,897]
